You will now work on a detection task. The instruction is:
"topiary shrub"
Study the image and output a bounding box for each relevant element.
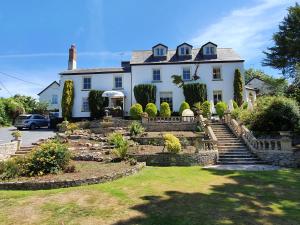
[183,83,207,106]
[133,84,156,109]
[88,90,107,118]
[201,101,211,118]
[145,103,157,117]
[179,101,190,115]
[215,101,228,118]
[129,121,144,136]
[234,69,243,106]
[61,80,74,120]
[130,103,143,119]
[163,134,181,153]
[160,102,171,117]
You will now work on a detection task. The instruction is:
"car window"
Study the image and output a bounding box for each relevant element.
[33,115,44,119]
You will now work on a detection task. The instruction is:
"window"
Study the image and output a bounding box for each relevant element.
[82,97,89,112]
[182,67,191,80]
[180,47,185,55]
[180,47,191,55]
[213,67,221,80]
[51,94,58,104]
[156,48,164,56]
[205,46,215,55]
[114,76,123,89]
[213,90,222,105]
[210,47,215,54]
[205,47,210,55]
[83,77,91,90]
[153,69,161,81]
[160,92,173,111]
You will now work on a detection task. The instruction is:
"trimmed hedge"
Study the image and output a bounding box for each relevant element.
[61,80,74,120]
[88,90,108,118]
[133,84,156,109]
[145,103,157,117]
[179,101,190,115]
[130,104,143,119]
[160,102,171,117]
[182,83,207,106]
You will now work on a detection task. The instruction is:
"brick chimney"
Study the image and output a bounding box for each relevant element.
[68,44,77,70]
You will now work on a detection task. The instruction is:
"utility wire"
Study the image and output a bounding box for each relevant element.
[0,71,43,86]
[0,80,12,96]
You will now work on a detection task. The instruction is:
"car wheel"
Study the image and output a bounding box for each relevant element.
[30,124,36,130]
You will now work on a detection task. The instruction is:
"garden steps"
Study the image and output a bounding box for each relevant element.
[210,122,266,165]
[12,146,33,157]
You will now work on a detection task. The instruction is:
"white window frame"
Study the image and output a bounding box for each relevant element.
[159,92,173,111]
[212,67,222,80]
[152,68,161,82]
[82,97,89,112]
[82,76,92,90]
[114,75,123,89]
[213,90,223,105]
[182,67,191,81]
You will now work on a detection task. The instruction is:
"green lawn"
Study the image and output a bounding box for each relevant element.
[0,167,300,225]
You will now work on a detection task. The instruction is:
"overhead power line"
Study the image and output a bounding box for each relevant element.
[0,71,43,86]
[0,80,12,96]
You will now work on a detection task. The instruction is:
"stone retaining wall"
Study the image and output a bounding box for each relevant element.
[0,141,19,160]
[131,151,218,166]
[132,135,203,146]
[144,123,197,132]
[0,163,145,190]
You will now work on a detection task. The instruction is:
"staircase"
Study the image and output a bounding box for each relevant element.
[211,122,264,165]
[12,146,33,157]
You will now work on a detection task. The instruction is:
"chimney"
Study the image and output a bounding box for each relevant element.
[68,44,77,70]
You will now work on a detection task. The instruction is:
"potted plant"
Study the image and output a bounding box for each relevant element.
[11,130,22,141]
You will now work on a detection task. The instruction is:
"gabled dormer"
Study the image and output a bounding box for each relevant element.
[177,43,193,56]
[152,43,168,57]
[200,42,217,59]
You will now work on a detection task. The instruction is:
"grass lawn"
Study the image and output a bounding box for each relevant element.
[0,167,300,225]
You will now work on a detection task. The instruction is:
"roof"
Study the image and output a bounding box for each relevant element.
[130,48,244,65]
[152,43,168,49]
[201,41,217,48]
[37,81,60,96]
[245,76,266,85]
[60,67,130,75]
[245,85,258,91]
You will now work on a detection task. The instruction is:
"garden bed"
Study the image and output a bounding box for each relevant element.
[0,161,145,190]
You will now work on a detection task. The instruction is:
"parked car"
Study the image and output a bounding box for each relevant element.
[14,114,49,130]
[48,112,60,129]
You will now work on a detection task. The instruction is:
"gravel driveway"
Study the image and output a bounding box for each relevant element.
[0,127,56,147]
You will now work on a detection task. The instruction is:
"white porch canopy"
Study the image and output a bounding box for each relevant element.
[102,90,124,98]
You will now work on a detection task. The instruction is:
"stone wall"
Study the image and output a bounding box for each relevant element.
[0,141,19,160]
[144,123,197,132]
[0,163,145,190]
[132,135,204,146]
[131,151,218,166]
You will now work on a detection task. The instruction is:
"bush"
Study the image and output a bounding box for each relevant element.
[129,121,144,136]
[242,102,248,109]
[108,132,125,148]
[133,84,156,109]
[215,101,228,118]
[163,134,181,153]
[232,100,238,109]
[112,140,129,160]
[58,120,69,132]
[88,90,107,118]
[234,69,243,106]
[0,157,26,179]
[66,123,79,133]
[160,102,171,117]
[183,83,207,106]
[145,103,157,117]
[179,101,190,115]
[130,103,143,119]
[61,80,74,120]
[201,101,211,118]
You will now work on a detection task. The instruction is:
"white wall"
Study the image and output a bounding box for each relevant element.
[39,82,60,110]
[59,73,131,118]
[245,88,257,102]
[131,62,244,111]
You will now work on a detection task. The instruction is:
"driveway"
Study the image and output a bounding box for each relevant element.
[0,127,56,147]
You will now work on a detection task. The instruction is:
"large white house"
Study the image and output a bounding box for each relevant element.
[59,42,251,118]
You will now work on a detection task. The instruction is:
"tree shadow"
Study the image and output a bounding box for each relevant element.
[113,169,300,225]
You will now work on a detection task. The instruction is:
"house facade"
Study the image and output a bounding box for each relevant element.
[59,42,248,118]
[38,81,60,111]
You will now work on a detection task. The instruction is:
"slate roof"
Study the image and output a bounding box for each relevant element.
[60,67,130,75]
[130,48,243,65]
[37,81,60,96]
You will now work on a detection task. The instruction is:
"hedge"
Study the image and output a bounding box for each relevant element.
[145,103,157,117]
[133,84,156,109]
[182,83,207,106]
[88,90,108,118]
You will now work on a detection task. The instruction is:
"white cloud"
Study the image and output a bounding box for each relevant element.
[190,0,293,60]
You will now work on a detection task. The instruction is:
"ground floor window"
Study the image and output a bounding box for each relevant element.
[82,97,89,112]
[51,94,58,104]
[160,92,173,111]
[213,90,222,105]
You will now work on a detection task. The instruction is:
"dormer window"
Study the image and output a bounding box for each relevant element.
[205,46,215,55]
[152,43,168,57]
[201,42,217,57]
[156,48,165,56]
[177,43,193,56]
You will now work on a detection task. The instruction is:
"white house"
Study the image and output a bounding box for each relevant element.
[38,81,60,111]
[59,42,249,118]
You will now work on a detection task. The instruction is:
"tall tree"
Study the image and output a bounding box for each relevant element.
[263,3,300,79]
[61,80,74,120]
[233,69,243,106]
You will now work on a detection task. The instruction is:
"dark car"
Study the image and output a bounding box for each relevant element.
[14,114,49,130]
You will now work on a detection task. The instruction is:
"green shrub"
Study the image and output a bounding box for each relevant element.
[66,123,79,133]
[242,102,248,109]
[129,121,144,136]
[58,120,69,132]
[108,132,125,148]
[179,101,190,115]
[182,83,207,106]
[130,103,143,119]
[61,80,74,120]
[88,90,107,118]
[0,158,24,180]
[234,69,243,106]
[231,108,241,120]
[133,84,156,109]
[5,99,25,122]
[201,101,211,118]
[113,140,129,160]
[163,134,181,153]
[232,100,238,109]
[160,102,171,117]
[145,103,157,117]
[215,101,228,118]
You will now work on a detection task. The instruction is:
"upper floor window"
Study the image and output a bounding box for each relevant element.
[83,77,91,90]
[114,76,123,89]
[156,48,165,56]
[51,94,58,104]
[213,67,221,80]
[153,69,161,81]
[82,97,89,112]
[205,46,215,55]
[182,67,191,80]
[180,47,190,55]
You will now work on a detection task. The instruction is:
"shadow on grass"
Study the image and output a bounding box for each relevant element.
[114,169,300,225]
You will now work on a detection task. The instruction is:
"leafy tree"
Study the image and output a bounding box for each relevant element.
[182,83,207,106]
[171,75,185,88]
[285,64,300,103]
[32,102,48,114]
[263,3,300,79]
[233,69,243,106]
[133,84,156,109]
[88,90,107,119]
[61,80,74,120]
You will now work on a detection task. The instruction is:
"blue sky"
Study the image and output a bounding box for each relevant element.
[0,0,296,98]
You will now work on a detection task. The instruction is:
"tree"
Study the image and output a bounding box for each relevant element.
[88,90,107,119]
[182,83,207,106]
[133,84,156,109]
[263,3,300,79]
[61,80,74,120]
[233,69,243,106]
